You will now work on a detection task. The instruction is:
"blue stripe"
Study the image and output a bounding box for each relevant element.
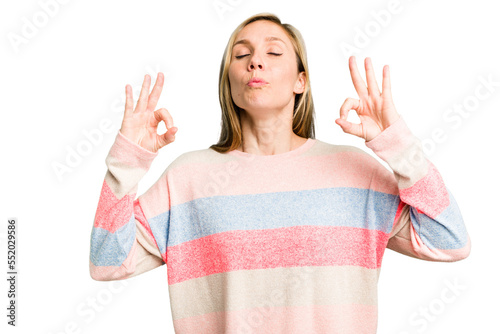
[146,187,400,252]
[90,214,136,266]
[410,190,468,250]
[147,211,169,256]
[90,186,468,265]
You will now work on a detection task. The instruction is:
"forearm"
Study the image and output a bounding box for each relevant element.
[366,117,471,261]
[89,131,161,281]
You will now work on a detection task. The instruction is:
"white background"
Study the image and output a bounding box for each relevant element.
[1,0,498,333]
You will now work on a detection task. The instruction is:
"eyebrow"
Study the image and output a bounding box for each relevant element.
[233,36,287,48]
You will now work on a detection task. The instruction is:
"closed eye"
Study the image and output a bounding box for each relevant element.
[235,52,283,59]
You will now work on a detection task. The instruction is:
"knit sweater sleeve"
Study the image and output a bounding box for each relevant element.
[365,117,471,261]
[89,131,166,281]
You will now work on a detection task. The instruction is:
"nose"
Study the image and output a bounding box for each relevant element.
[248,52,264,71]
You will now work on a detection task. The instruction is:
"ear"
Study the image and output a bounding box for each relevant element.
[293,71,306,94]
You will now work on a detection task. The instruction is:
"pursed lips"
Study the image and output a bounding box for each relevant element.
[247,77,269,87]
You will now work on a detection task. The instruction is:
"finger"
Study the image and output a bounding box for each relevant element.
[124,84,133,115]
[135,74,151,113]
[335,118,364,138]
[146,72,164,112]
[339,98,361,120]
[365,57,381,97]
[349,56,368,98]
[382,65,392,99]
[151,108,174,129]
[151,108,177,150]
[338,97,364,138]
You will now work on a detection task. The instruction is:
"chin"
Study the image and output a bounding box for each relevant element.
[241,103,276,113]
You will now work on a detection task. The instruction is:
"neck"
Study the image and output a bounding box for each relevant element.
[237,107,306,156]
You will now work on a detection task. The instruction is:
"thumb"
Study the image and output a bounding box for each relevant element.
[157,127,177,149]
[335,118,364,138]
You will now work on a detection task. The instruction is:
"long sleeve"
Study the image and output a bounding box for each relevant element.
[89,131,165,281]
[365,117,471,262]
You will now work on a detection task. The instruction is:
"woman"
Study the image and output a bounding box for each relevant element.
[89,12,471,333]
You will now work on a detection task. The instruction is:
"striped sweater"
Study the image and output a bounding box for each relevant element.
[89,117,471,334]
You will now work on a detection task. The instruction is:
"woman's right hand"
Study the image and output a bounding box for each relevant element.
[119,72,178,153]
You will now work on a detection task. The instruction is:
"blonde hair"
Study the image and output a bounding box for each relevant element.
[209,12,316,153]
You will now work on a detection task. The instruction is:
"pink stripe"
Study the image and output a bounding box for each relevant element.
[89,241,136,280]
[166,226,389,284]
[399,162,449,218]
[93,179,135,233]
[142,151,399,218]
[109,131,157,169]
[173,303,377,334]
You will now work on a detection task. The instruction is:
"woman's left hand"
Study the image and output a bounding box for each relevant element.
[335,56,400,142]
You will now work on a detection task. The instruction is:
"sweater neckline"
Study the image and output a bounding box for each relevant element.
[226,138,316,159]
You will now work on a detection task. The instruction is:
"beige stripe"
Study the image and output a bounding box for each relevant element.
[390,204,411,238]
[380,138,429,189]
[163,140,363,172]
[168,265,380,320]
[167,148,237,170]
[303,139,364,157]
[104,157,149,199]
[135,217,163,259]
[164,140,370,174]
[127,219,165,278]
[309,139,430,190]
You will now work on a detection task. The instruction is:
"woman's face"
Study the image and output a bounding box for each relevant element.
[228,20,305,115]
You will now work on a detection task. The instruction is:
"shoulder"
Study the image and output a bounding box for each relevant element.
[311,138,378,164]
[165,147,228,172]
[312,138,397,193]
[311,138,393,177]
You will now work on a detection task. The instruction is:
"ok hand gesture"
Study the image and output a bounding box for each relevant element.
[335,56,400,142]
[120,73,178,153]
